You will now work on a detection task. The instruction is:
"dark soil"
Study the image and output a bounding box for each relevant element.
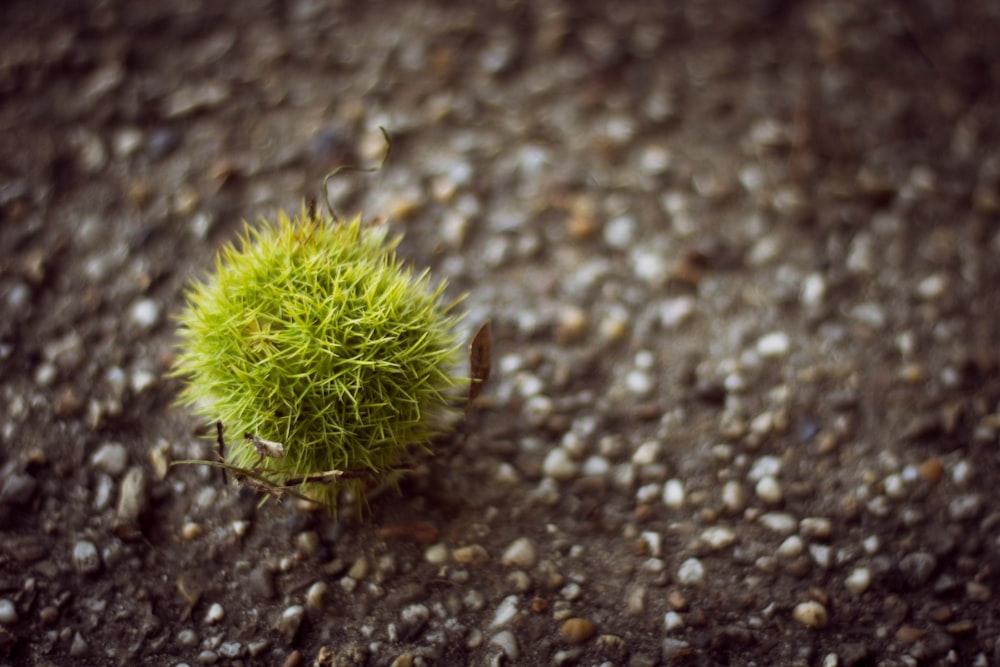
[2,1,1000,666]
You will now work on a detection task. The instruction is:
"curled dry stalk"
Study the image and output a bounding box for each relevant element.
[322,126,392,223]
[172,422,369,506]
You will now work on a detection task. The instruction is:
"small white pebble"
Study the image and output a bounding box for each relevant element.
[604,215,637,249]
[662,479,685,508]
[490,630,519,660]
[105,366,127,397]
[582,456,610,476]
[799,517,832,539]
[276,605,304,636]
[91,442,128,477]
[626,584,647,615]
[862,535,881,554]
[663,611,684,632]
[522,395,553,426]
[625,370,654,396]
[632,440,661,465]
[6,283,30,310]
[555,305,588,343]
[793,601,828,628]
[867,495,890,517]
[883,473,906,499]
[598,313,629,341]
[129,299,161,329]
[180,522,203,541]
[897,331,917,358]
[499,354,524,375]
[755,555,778,572]
[501,537,537,569]
[495,462,520,484]
[588,424,620,456]
[700,526,735,551]
[749,234,782,266]
[676,558,705,585]
[219,641,242,658]
[70,633,88,657]
[851,302,887,329]
[462,588,486,611]
[948,494,983,521]
[809,543,832,569]
[639,531,662,557]
[722,481,748,512]
[130,369,157,393]
[739,164,765,191]
[401,603,430,626]
[559,582,583,601]
[634,350,655,369]
[641,557,666,574]
[506,570,531,592]
[34,362,57,387]
[378,555,397,576]
[0,599,17,624]
[542,448,578,481]
[490,595,519,628]
[73,540,101,574]
[424,543,450,565]
[748,455,782,481]
[305,581,330,609]
[776,535,804,558]
[758,512,798,535]
[659,297,695,329]
[846,233,874,274]
[712,444,733,462]
[295,531,319,555]
[801,273,827,308]
[916,274,946,300]
[723,372,747,393]
[560,430,587,457]
[636,483,661,504]
[189,211,213,240]
[755,476,783,505]
[440,211,470,248]
[195,487,218,510]
[639,144,673,174]
[845,567,872,595]
[757,331,790,357]
[205,602,224,624]
[529,477,560,505]
[515,373,544,398]
[749,411,774,435]
[952,459,972,486]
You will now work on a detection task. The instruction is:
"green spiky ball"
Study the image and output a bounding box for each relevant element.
[172,206,464,509]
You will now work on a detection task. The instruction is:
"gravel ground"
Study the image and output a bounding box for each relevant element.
[2,1,1000,665]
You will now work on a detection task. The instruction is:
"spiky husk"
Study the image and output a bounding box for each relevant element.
[172,207,464,509]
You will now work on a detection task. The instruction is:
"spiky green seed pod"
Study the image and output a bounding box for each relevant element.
[172,206,465,509]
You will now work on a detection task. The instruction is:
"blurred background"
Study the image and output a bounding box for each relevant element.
[2,1,1000,665]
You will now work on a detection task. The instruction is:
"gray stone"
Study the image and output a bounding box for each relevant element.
[0,468,36,505]
[91,442,128,476]
[898,552,938,588]
[73,540,101,574]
